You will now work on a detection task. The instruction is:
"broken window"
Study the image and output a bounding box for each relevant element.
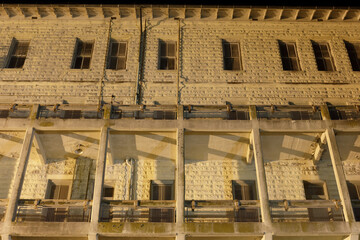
[159,41,177,70]
[72,40,94,69]
[312,41,335,71]
[344,41,360,71]
[7,40,30,68]
[278,41,301,71]
[347,181,360,221]
[149,180,174,222]
[303,181,330,221]
[232,180,259,222]
[223,41,241,70]
[107,40,127,70]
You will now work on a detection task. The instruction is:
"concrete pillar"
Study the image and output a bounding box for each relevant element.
[176,128,185,225]
[1,234,11,240]
[177,105,184,120]
[262,233,273,240]
[3,127,34,223]
[29,104,39,120]
[249,105,257,120]
[91,127,109,223]
[345,234,359,240]
[320,105,331,120]
[251,128,272,224]
[88,234,98,240]
[176,234,186,240]
[325,128,355,222]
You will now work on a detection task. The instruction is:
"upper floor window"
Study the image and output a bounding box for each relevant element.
[72,40,94,69]
[223,41,241,70]
[344,41,360,71]
[6,40,30,68]
[159,40,177,70]
[107,40,127,70]
[312,41,335,71]
[278,41,301,71]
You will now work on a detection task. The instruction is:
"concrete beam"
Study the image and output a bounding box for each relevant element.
[252,128,272,225]
[262,233,273,240]
[3,127,34,225]
[325,128,355,222]
[33,132,47,165]
[90,127,108,225]
[107,131,115,166]
[345,234,360,240]
[312,132,327,162]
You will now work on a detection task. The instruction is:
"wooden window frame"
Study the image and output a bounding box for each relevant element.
[278,41,301,71]
[6,39,30,69]
[107,40,127,70]
[312,41,336,71]
[344,41,360,71]
[159,40,177,70]
[223,41,242,71]
[72,39,94,69]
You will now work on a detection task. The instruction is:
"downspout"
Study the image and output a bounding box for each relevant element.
[98,18,113,112]
[135,7,146,105]
[176,18,181,105]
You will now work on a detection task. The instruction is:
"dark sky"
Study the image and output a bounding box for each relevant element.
[0,0,359,7]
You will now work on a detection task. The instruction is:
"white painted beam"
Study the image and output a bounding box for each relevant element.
[3,127,34,225]
[33,132,47,165]
[252,128,272,224]
[326,128,355,222]
[90,127,108,224]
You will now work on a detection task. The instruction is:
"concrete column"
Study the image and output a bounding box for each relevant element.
[3,127,34,224]
[262,233,273,240]
[177,105,184,120]
[91,127,109,223]
[345,234,360,240]
[176,128,185,225]
[1,234,11,240]
[325,128,355,222]
[176,234,186,240]
[251,128,272,224]
[249,105,257,120]
[320,105,331,120]
[88,234,98,240]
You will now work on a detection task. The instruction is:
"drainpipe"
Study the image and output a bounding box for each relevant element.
[135,7,146,105]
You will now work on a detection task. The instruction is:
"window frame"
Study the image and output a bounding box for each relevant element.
[107,40,128,70]
[222,41,242,71]
[158,40,177,70]
[72,39,94,69]
[278,40,301,71]
[150,180,174,200]
[232,180,257,200]
[6,39,30,69]
[344,41,360,71]
[311,41,336,71]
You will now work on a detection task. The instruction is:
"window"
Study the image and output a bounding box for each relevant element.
[346,181,360,221]
[159,41,177,70]
[107,40,127,70]
[232,180,259,222]
[344,41,360,71]
[312,41,335,71]
[303,181,330,221]
[149,180,174,222]
[6,40,30,68]
[278,41,301,71]
[46,180,70,222]
[72,40,94,69]
[223,41,241,70]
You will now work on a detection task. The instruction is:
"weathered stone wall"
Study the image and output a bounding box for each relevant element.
[0,18,359,105]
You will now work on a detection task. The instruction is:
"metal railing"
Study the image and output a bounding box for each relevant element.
[269,199,344,222]
[184,105,250,120]
[100,200,176,222]
[15,199,92,222]
[184,200,261,223]
[257,105,322,120]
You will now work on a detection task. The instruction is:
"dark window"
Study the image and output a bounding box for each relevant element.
[103,186,114,198]
[232,180,259,222]
[312,41,335,71]
[159,41,177,70]
[149,180,174,222]
[347,181,360,221]
[344,41,360,71]
[7,40,30,68]
[223,41,241,70]
[303,181,330,221]
[278,41,301,71]
[107,40,127,70]
[72,40,94,69]
[62,110,82,119]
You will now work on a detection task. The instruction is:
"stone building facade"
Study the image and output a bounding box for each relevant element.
[0,4,359,240]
